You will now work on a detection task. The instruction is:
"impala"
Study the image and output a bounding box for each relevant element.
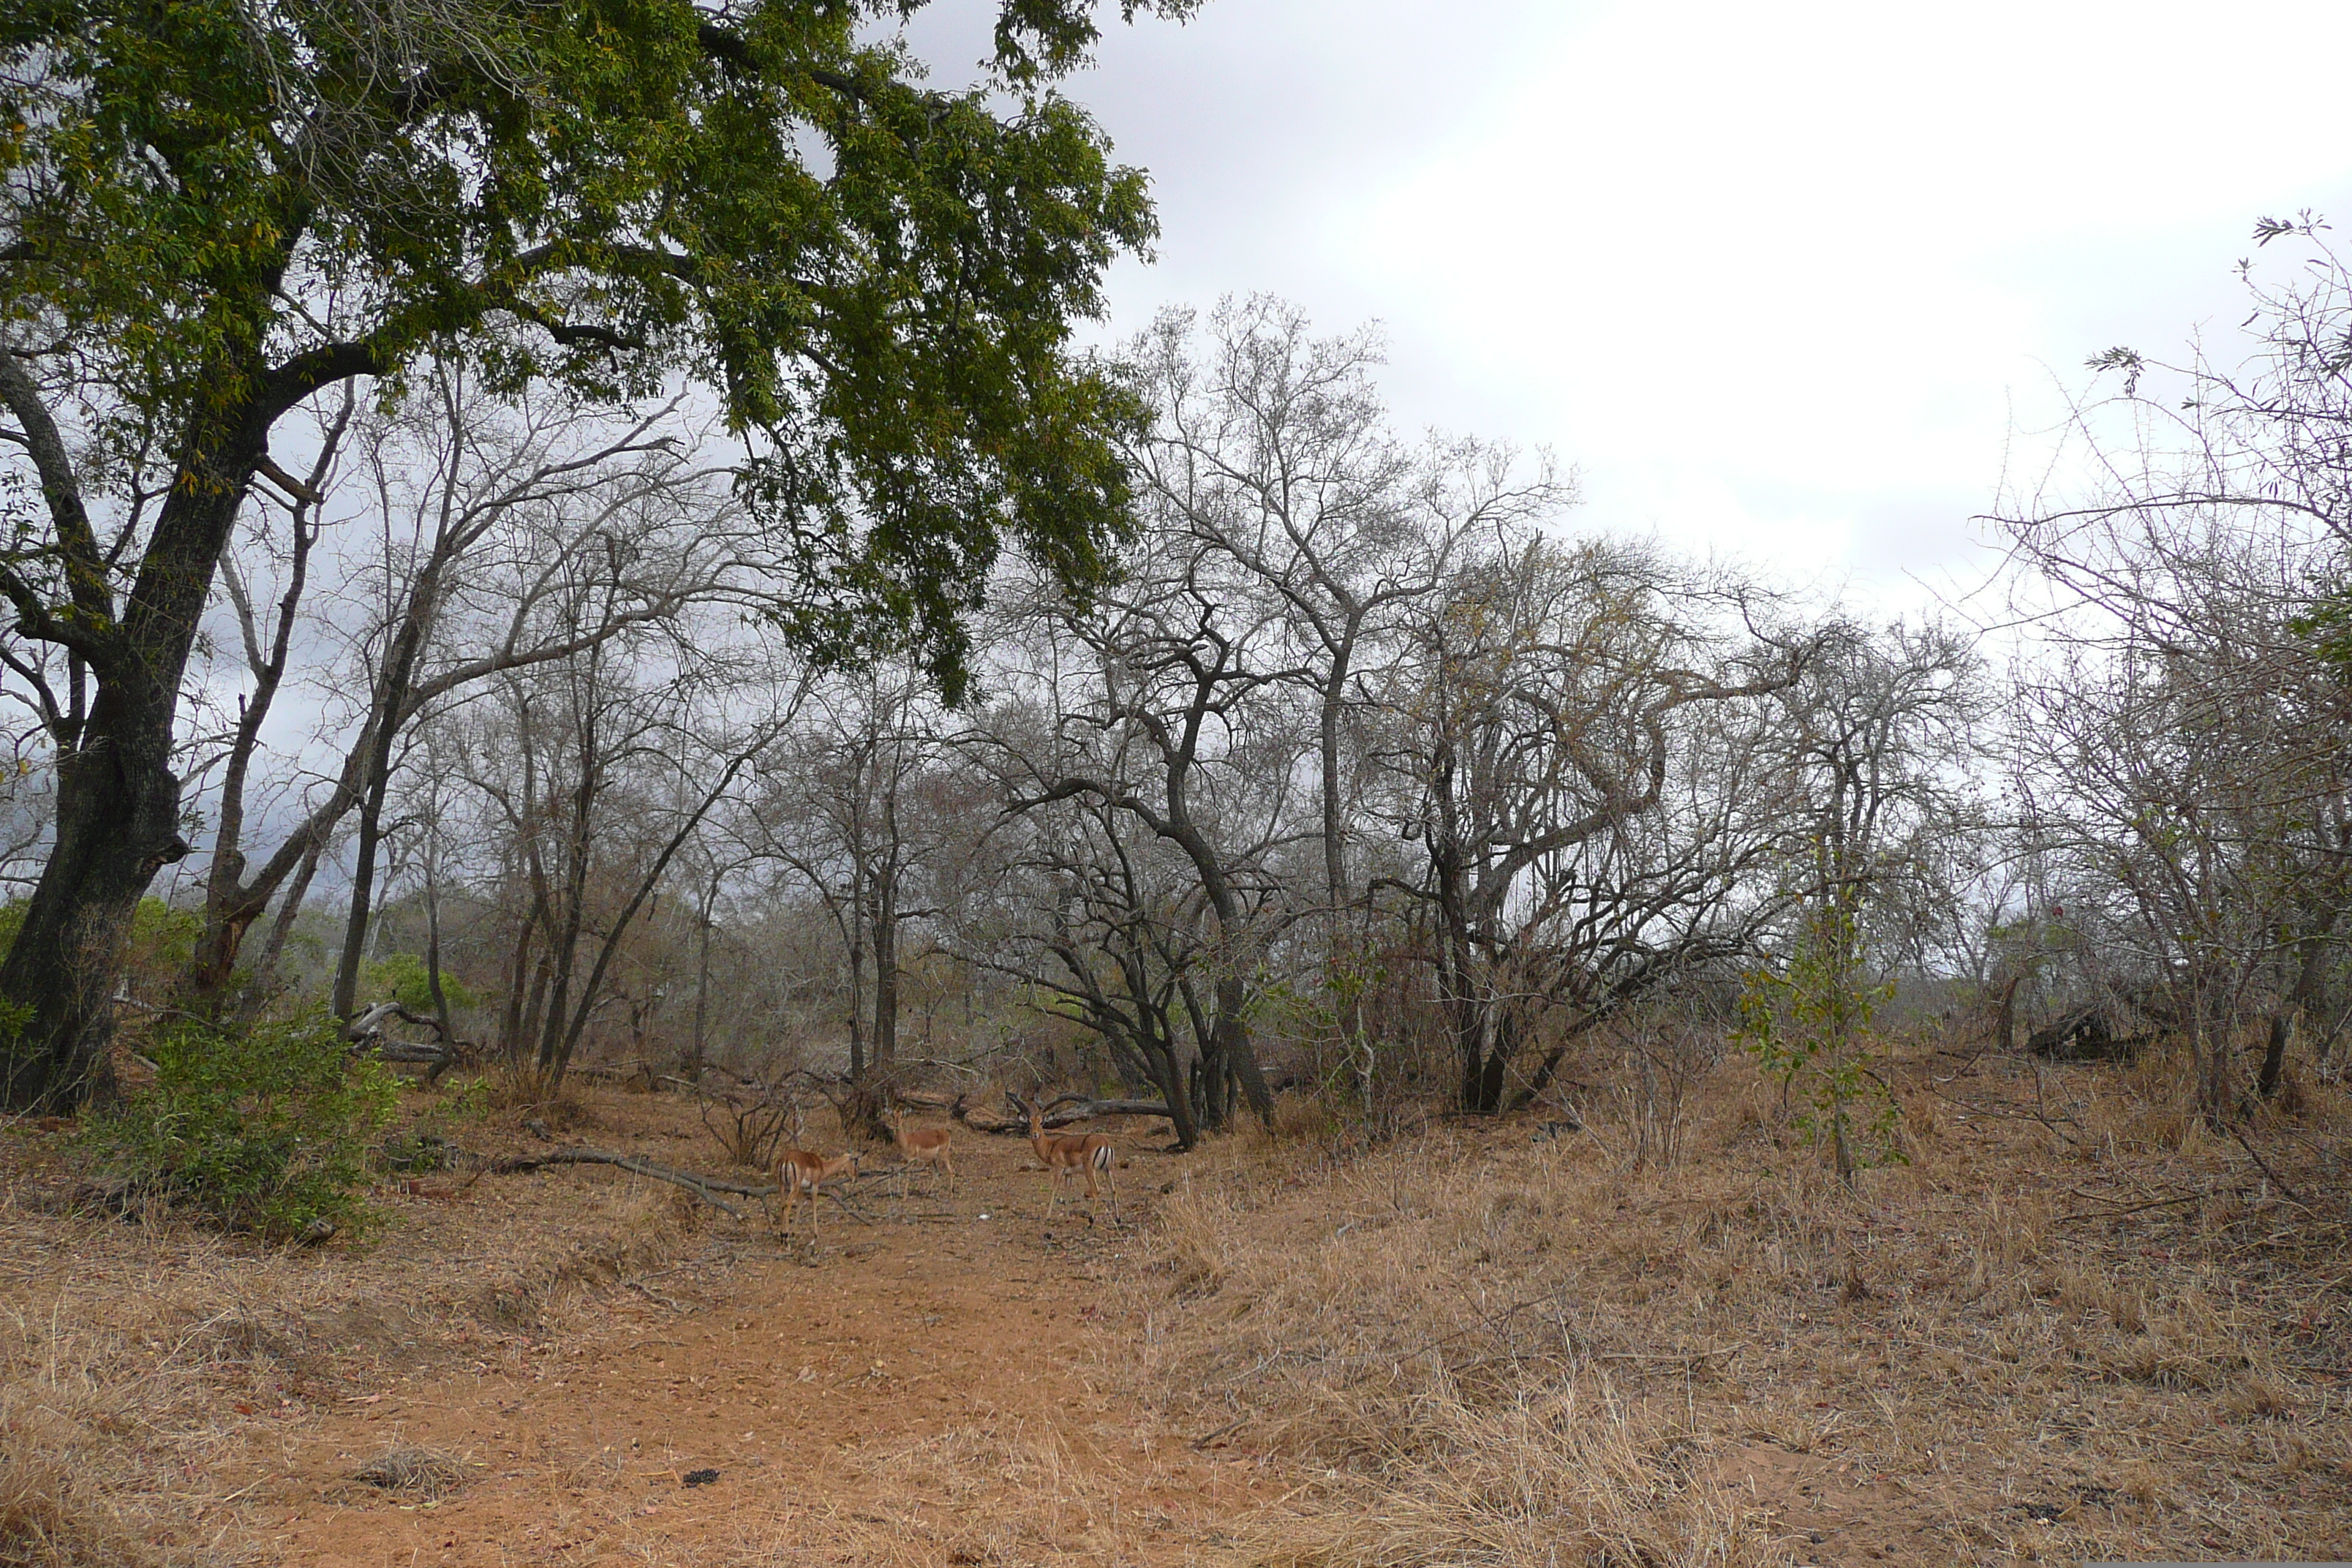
[1026,1101,1116,1222]
[772,1147,859,1245]
[891,1106,956,1196]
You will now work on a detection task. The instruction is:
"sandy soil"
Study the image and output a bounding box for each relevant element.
[12,1054,2345,1568]
[221,1129,1264,1567]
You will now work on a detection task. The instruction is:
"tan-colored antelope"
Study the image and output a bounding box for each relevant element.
[890,1105,955,1196]
[772,1147,859,1245]
[1026,1101,1116,1222]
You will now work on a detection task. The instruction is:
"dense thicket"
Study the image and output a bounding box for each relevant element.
[0,0,1191,1107]
[5,90,2347,1142]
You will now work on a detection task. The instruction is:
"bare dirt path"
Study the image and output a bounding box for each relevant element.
[230,1136,1261,1567]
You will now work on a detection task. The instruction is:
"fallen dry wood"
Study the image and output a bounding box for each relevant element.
[472,1149,750,1215]
[959,1095,1177,1137]
[343,1001,477,1082]
[470,1147,880,1225]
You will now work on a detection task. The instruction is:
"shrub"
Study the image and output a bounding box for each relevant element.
[1737,905,1904,1182]
[80,1010,399,1240]
[0,895,200,1002]
[361,951,478,1014]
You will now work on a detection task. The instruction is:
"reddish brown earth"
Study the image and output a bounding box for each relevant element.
[222,1131,1262,1567]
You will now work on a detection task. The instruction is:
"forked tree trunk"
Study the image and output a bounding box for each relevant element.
[0,392,269,1109]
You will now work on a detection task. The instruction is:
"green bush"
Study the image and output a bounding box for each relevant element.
[82,1010,399,1240]
[1736,905,1904,1183]
[361,951,478,1014]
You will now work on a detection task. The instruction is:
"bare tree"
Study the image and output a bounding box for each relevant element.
[178,369,731,1017]
[437,551,796,1088]
[1989,214,2352,1118]
[747,663,959,1126]
[1369,536,1806,1115]
[953,707,1207,1145]
[998,528,1308,1132]
[1125,297,1572,1097]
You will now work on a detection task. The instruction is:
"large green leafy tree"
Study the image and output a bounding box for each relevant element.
[0,0,1191,1109]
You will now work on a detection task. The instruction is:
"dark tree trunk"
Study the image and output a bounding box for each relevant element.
[184,397,347,1017]
[0,399,268,1109]
[2197,980,2233,1131]
[1319,636,1375,1100]
[238,836,325,1023]
[500,906,537,1067]
[1215,973,1273,1126]
[184,886,266,1020]
[2259,1012,2290,1100]
[845,908,867,1082]
[1177,973,1226,1129]
[423,853,453,1042]
[535,704,602,1079]
[328,553,448,1020]
[0,700,193,1106]
[1466,1004,1517,1117]
[331,780,393,1019]
[518,950,554,1069]
[872,872,897,1070]
[1134,987,1199,1150]
[688,872,716,1082]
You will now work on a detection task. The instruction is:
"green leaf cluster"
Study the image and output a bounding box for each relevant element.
[2289,578,2352,671]
[1735,906,1904,1182]
[362,951,479,1014]
[0,894,197,984]
[79,1009,400,1240]
[1,0,1192,696]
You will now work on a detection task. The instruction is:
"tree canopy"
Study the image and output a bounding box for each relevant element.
[2,0,1190,693]
[0,0,1194,1107]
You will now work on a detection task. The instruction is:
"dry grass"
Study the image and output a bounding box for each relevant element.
[0,1079,706,1564]
[0,1392,161,1568]
[477,1063,602,1128]
[349,1444,472,1499]
[7,1042,2345,1567]
[1112,1039,2352,1565]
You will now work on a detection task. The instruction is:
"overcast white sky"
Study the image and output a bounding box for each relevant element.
[903,0,2352,612]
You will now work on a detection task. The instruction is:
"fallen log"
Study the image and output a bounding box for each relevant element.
[471,1149,749,1215]
[343,1001,476,1082]
[1043,1094,1177,1120]
[469,1147,878,1224]
[960,1094,1178,1137]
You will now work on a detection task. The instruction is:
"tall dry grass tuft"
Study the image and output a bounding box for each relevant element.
[1248,1390,1774,1568]
[477,1065,600,1128]
[1126,1128,1780,1561]
[0,1395,159,1568]
[1110,1039,2352,1565]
